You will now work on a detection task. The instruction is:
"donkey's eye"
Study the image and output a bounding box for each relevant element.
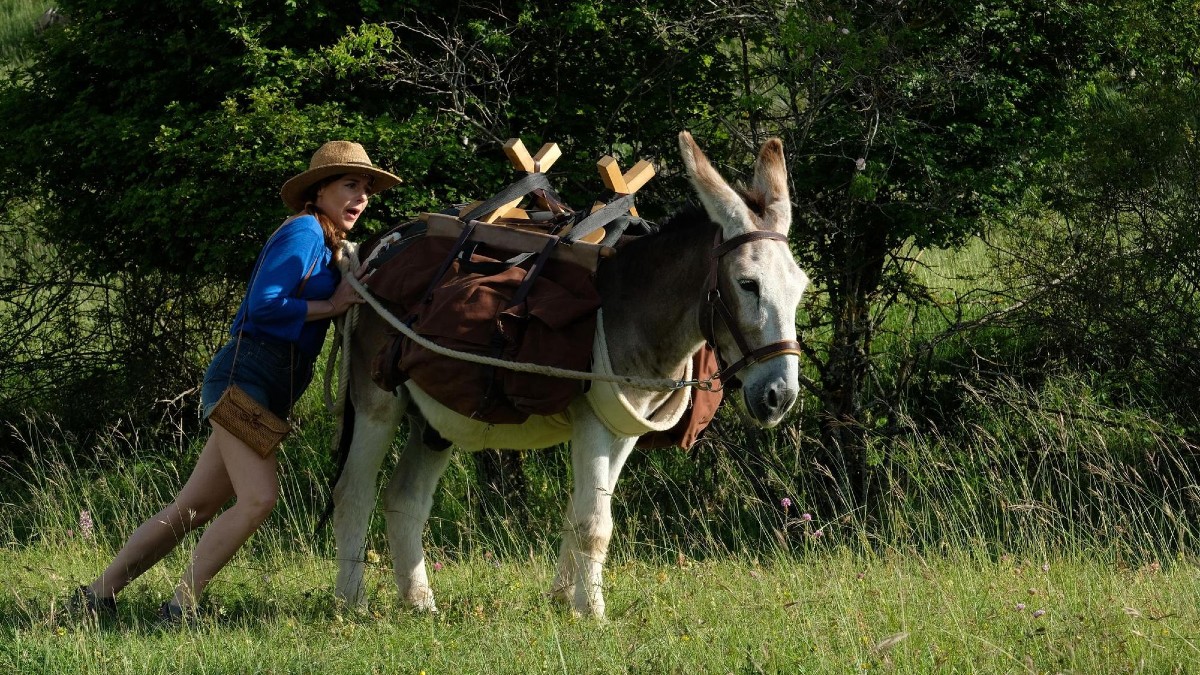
[738,279,760,295]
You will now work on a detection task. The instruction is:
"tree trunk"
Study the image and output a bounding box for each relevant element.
[814,225,888,512]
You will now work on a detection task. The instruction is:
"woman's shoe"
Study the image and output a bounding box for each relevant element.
[70,585,117,620]
[158,600,212,627]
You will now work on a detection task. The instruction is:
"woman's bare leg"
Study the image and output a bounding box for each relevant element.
[170,422,278,608]
[86,431,234,599]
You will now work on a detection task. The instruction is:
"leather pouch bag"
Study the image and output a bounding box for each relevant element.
[210,384,291,458]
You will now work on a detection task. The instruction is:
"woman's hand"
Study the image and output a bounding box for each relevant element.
[307,264,368,320]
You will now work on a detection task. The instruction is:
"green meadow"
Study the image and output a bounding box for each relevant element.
[4,3,1200,673]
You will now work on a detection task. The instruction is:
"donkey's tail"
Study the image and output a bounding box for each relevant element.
[316,242,362,534]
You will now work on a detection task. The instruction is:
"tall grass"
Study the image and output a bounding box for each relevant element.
[0,0,51,66]
[5,369,1195,579]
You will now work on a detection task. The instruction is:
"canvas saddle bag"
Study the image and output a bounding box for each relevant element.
[363,177,723,445]
[366,212,606,424]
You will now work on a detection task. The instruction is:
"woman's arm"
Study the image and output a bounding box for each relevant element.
[305,265,367,320]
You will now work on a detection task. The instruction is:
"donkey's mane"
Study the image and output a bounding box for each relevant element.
[605,202,719,283]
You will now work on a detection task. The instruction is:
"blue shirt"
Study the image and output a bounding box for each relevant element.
[231,215,339,359]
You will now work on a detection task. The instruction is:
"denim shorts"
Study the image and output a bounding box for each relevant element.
[200,335,315,420]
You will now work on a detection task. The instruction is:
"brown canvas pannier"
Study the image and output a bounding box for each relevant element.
[367,215,602,424]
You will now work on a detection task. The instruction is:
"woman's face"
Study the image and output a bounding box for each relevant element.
[315,173,373,232]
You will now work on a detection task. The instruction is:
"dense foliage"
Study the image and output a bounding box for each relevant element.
[1,1,1199,538]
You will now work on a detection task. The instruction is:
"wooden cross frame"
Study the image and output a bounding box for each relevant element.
[462,138,562,224]
[593,156,655,218]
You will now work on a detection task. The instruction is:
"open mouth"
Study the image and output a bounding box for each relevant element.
[344,207,362,222]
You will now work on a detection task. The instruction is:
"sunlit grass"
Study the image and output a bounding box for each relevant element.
[4,229,1198,670]
[5,367,1200,672]
[4,541,1198,673]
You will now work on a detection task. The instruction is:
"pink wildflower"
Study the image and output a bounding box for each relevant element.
[432,562,443,572]
[811,529,824,538]
[79,510,94,541]
[1032,609,1046,618]
[780,497,792,510]
[801,513,813,522]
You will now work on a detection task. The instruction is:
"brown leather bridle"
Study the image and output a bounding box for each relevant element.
[699,230,803,390]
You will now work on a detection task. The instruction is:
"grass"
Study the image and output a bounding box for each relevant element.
[0,0,51,66]
[3,543,1198,673]
[4,373,1200,672]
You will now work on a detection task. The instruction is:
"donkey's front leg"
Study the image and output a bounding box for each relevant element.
[557,407,638,618]
[383,415,453,612]
[333,384,403,609]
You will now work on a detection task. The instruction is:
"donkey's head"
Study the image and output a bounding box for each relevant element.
[679,131,809,427]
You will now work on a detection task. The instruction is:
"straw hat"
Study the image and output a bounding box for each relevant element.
[280,141,401,212]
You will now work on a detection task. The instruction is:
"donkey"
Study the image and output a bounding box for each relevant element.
[331,131,809,618]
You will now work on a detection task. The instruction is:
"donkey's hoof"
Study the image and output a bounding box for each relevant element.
[547,584,575,606]
[405,590,438,613]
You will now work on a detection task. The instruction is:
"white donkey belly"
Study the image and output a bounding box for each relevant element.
[405,384,574,451]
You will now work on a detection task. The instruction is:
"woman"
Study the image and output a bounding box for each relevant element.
[75,141,401,622]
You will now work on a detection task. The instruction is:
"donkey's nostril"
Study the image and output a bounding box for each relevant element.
[766,386,779,409]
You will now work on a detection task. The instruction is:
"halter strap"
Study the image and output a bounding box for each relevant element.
[700,229,801,388]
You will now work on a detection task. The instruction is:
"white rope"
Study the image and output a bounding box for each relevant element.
[341,260,709,393]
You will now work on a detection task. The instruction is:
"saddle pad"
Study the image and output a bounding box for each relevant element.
[584,309,693,437]
[406,386,573,452]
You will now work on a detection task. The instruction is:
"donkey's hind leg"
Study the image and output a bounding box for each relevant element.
[332,376,403,608]
[383,414,453,612]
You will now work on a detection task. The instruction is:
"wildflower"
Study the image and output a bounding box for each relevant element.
[840,28,850,35]
[780,497,792,510]
[79,510,94,541]
[1015,603,1026,611]
[1041,563,1050,572]
[432,562,443,572]
[801,513,813,522]
[811,529,824,538]
[855,158,866,171]
[1032,609,1046,618]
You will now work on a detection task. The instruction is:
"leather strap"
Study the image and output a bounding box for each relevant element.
[509,235,560,309]
[712,229,789,257]
[418,221,477,306]
[699,228,801,388]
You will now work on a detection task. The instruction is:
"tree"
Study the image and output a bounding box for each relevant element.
[1006,6,1200,425]
[0,0,743,450]
[0,1,470,440]
[645,1,1142,507]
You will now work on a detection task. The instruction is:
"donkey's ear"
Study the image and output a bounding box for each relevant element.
[678,131,754,239]
[751,138,791,235]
